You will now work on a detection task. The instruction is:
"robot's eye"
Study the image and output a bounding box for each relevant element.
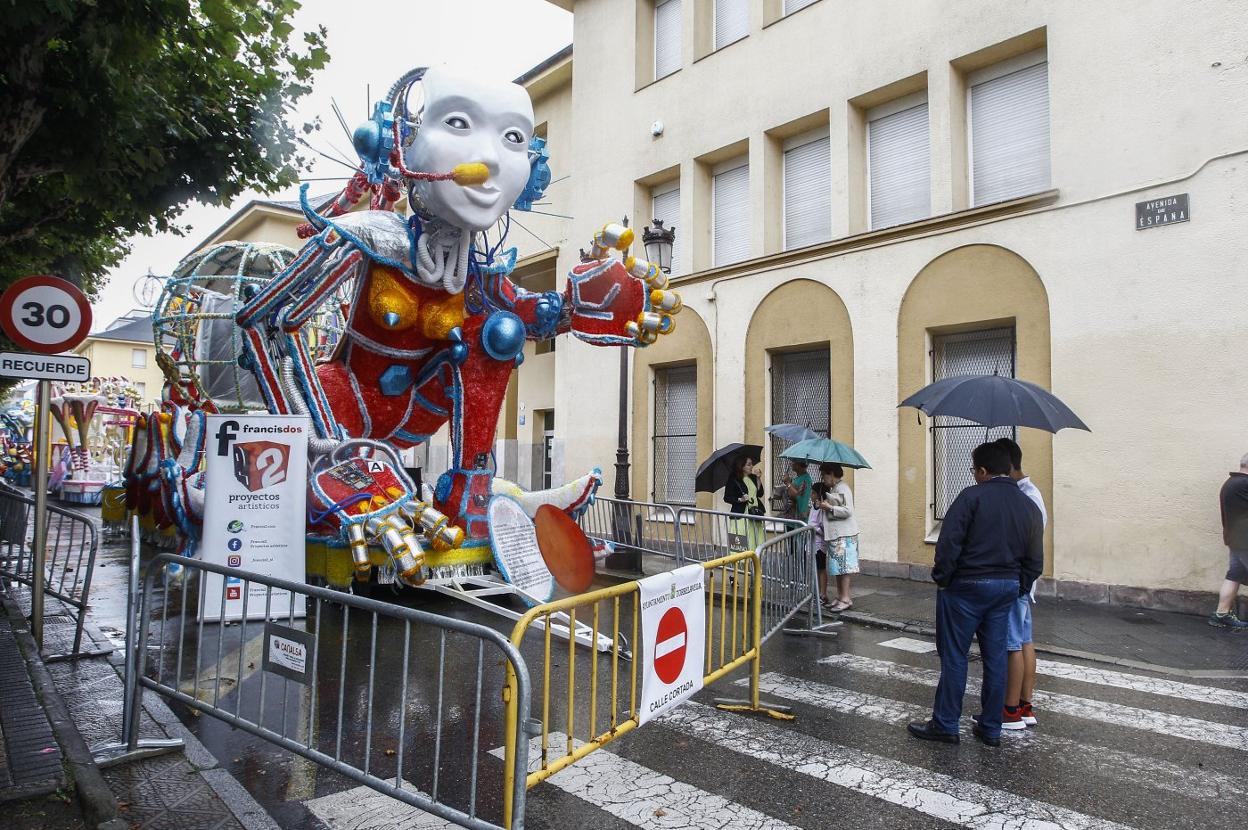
[444,116,470,130]
[504,129,525,145]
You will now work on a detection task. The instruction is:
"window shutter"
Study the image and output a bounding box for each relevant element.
[783,0,818,14]
[651,186,681,275]
[654,365,697,504]
[783,136,831,250]
[714,0,748,49]
[712,163,749,266]
[654,0,681,80]
[868,102,930,230]
[970,61,1050,206]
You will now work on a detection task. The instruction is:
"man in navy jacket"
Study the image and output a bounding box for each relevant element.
[908,441,1043,746]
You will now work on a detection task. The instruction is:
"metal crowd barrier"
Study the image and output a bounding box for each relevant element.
[128,553,533,830]
[673,506,806,564]
[500,550,792,829]
[755,525,825,636]
[579,499,823,638]
[0,483,109,660]
[577,496,680,562]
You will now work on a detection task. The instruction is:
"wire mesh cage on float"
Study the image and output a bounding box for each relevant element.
[152,241,355,412]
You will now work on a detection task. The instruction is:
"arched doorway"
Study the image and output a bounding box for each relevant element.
[743,279,855,496]
[896,244,1053,569]
[631,306,715,508]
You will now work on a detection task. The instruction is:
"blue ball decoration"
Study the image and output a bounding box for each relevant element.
[480,312,526,362]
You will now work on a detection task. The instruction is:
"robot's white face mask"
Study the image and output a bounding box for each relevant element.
[405,67,535,232]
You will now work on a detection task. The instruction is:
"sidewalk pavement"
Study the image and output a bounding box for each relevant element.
[837,573,1248,677]
[0,586,276,830]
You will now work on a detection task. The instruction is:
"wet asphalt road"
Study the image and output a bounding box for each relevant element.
[82,527,1248,830]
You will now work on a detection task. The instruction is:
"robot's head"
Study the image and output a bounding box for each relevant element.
[400,66,535,232]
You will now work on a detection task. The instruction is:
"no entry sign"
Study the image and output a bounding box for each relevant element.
[638,564,705,725]
[654,607,688,683]
[0,275,92,354]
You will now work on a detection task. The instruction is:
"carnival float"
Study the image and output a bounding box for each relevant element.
[122,65,680,630]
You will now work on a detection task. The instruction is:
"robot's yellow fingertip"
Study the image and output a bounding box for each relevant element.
[452,163,490,186]
[617,227,635,249]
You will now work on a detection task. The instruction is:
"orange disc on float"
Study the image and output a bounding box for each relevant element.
[534,504,595,594]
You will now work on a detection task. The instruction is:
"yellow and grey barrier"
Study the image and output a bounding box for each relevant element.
[500,550,792,828]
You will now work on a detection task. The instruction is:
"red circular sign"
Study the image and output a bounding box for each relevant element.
[0,275,92,354]
[654,607,688,684]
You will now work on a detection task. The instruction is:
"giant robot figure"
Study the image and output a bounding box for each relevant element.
[210,65,681,585]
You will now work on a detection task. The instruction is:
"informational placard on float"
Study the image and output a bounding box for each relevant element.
[199,414,309,622]
[488,496,555,606]
[637,564,706,725]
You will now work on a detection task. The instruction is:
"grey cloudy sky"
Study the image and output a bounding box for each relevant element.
[92,0,571,329]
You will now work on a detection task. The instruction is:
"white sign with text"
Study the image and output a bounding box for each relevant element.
[638,564,706,725]
[200,414,309,622]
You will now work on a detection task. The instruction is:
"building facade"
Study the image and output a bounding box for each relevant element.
[73,310,173,406]
[497,0,1248,607]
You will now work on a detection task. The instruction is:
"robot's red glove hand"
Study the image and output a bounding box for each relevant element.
[566,222,681,347]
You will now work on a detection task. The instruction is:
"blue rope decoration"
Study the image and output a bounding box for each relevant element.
[308,491,374,526]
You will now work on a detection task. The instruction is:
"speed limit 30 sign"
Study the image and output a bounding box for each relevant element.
[0,275,93,354]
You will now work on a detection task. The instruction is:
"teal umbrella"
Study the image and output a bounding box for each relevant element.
[780,438,871,470]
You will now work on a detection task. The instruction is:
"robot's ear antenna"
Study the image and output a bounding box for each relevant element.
[513,135,551,212]
[385,67,427,105]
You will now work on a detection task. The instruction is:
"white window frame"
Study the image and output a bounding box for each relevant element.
[131,348,147,369]
[651,179,681,276]
[654,0,682,81]
[713,0,748,51]
[711,156,750,267]
[967,49,1050,207]
[866,90,931,231]
[781,126,831,250]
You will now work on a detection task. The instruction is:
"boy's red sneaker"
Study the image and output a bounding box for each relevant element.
[1001,706,1026,730]
[1020,701,1037,726]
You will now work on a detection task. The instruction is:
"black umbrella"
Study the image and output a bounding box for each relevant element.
[695,443,764,493]
[899,374,1090,433]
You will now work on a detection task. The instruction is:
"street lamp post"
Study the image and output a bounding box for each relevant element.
[606,218,675,572]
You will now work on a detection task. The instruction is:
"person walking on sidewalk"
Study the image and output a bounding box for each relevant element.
[909,441,1043,747]
[1211,452,1248,630]
[784,459,813,521]
[724,456,766,549]
[996,438,1048,730]
[813,462,859,612]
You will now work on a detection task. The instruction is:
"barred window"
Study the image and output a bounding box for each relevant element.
[931,327,1016,520]
[769,349,830,491]
[653,365,698,505]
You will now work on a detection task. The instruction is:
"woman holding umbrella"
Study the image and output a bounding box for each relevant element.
[812,462,859,611]
[724,456,766,549]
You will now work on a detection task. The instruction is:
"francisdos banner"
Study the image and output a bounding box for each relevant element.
[200,414,309,622]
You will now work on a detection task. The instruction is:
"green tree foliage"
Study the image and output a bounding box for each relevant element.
[0,0,329,300]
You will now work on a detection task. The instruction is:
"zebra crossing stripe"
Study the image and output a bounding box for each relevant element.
[820,653,1248,752]
[490,734,801,829]
[737,671,1248,803]
[1034,658,1248,709]
[660,703,1133,830]
[304,780,456,829]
